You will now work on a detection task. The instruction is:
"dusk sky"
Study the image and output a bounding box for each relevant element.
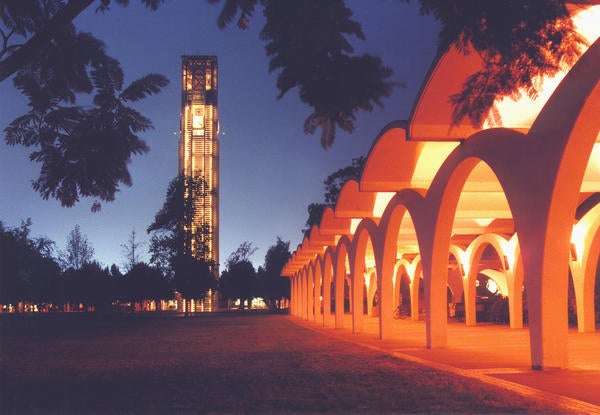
[0,0,439,270]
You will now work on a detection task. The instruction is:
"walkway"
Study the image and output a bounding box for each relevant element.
[289,315,600,414]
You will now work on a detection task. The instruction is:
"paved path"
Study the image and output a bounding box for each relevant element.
[289,315,600,414]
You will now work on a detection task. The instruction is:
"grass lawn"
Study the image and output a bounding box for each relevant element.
[0,312,574,414]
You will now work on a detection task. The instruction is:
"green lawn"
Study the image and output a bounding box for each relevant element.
[0,312,574,414]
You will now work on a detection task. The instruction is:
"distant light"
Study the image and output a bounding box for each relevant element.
[486,279,499,294]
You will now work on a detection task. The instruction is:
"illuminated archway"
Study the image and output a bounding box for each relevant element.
[351,218,379,334]
[322,248,335,328]
[378,189,427,339]
[282,11,600,371]
[334,237,352,329]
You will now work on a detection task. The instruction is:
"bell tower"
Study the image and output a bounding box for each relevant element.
[179,55,219,277]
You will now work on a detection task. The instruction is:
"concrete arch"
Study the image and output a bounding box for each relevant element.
[463,234,511,326]
[302,266,310,320]
[571,201,600,332]
[424,153,506,349]
[410,255,423,321]
[507,37,600,368]
[447,245,466,314]
[312,256,324,323]
[283,13,600,371]
[334,236,352,329]
[321,247,335,328]
[394,259,412,307]
[350,218,380,334]
[377,189,427,339]
[306,261,316,321]
[366,270,378,317]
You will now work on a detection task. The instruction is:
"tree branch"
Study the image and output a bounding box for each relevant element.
[0,0,95,82]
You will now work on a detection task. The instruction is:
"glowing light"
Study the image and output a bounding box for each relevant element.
[572,5,600,45]
[501,234,519,272]
[482,4,600,131]
[372,192,395,217]
[412,142,459,188]
[581,143,600,192]
[473,218,494,227]
[458,250,470,278]
[486,279,498,294]
[350,218,361,234]
[571,223,586,263]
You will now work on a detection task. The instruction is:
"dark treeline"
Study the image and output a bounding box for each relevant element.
[0,219,290,313]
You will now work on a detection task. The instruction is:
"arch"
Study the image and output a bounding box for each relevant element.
[313,256,324,323]
[378,189,427,339]
[447,245,466,320]
[306,261,316,321]
[514,37,600,368]
[366,270,378,317]
[464,234,511,326]
[334,236,352,329]
[410,255,424,320]
[283,11,600,372]
[321,247,335,327]
[571,202,600,332]
[394,259,412,308]
[350,218,380,334]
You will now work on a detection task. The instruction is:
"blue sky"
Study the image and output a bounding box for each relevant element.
[0,0,439,271]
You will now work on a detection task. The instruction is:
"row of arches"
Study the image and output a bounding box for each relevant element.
[284,22,600,369]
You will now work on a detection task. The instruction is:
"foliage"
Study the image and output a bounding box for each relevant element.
[220,242,258,308]
[303,155,366,236]
[402,0,586,127]
[302,202,328,238]
[61,261,113,310]
[148,173,217,302]
[122,262,171,303]
[121,228,144,272]
[209,0,394,148]
[225,240,257,269]
[220,259,257,309]
[256,236,291,310]
[1,0,586,192]
[1,0,168,209]
[172,254,216,301]
[148,173,214,263]
[0,219,61,305]
[324,155,366,204]
[147,173,214,275]
[0,219,179,311]
[59,224,94,270]
[211,0,584,141]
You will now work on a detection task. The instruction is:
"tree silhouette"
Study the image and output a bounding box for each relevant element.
[1,0,168,209]
[172,254,216,313]
[210,0,584,142]
[219,242,258,309]
[122,262,171,305]
[61,261,112,311]
[303,155,366,236]
[404,0,585,126]
[211,0,395,148]
[148,173,217,311]
[220,259,257,310]
[59,224,94,270]
[147,173,215,275]
[1,0,586,180]
[257,236,291,310]
[121,228,144,272]
[0,219,60,306]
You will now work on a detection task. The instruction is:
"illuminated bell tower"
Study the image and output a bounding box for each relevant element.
[179,56,219,276]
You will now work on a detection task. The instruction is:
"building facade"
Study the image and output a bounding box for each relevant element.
[179,55,219,276]
[283,4,600,370]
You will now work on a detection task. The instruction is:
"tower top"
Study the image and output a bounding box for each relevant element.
[182,55,217,62]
